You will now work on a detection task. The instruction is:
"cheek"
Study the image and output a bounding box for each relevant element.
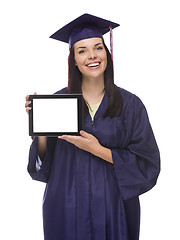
[101,51,107,63]
[74,58,85,74]
[102,53,107,69]
[75,54,84,66]
[76,61,84,72]
[74,56,78,66]
[104,57,107,69]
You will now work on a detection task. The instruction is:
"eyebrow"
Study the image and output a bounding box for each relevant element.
[77,42,102,49]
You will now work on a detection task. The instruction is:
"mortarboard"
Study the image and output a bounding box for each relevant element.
[49,13,120,58]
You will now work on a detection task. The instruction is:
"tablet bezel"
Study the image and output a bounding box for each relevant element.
[29,94,83,136]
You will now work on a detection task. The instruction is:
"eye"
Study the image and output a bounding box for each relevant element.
[78,49,86,54]
[96,46,104,51]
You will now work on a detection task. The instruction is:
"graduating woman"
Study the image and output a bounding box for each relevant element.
[25,14,160,240]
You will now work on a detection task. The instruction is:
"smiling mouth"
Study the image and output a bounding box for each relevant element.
[86,62,101,68]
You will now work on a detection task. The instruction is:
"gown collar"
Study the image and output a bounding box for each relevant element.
[85,91,108,123]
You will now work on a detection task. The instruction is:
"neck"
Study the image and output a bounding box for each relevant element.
[82,76,105,105]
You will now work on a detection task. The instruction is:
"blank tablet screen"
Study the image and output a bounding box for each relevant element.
[29,94,83,136]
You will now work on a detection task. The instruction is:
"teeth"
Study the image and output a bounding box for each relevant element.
[88,63,100,67]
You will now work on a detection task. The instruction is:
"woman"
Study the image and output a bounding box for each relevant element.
[25,14,160,240]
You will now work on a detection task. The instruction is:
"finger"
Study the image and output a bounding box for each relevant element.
[58,135,74,145]
[59,135,79,140]
[26,107,31,113]
[25,101,31,107]
[25,95,29,101]
[58,135,71,141]
[58,135,81,144]
[58,135,66,139]
[25,92,37,101]
[80,130,92,139]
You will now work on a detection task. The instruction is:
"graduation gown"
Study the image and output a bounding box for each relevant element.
[28,87,160,240]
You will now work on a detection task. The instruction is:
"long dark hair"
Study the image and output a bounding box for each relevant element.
[68,42,123,118]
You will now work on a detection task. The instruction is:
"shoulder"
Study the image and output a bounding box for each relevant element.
[54,87,68,94]
[117,87,145,113]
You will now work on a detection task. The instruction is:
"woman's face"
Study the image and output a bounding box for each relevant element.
[74,38,107,80]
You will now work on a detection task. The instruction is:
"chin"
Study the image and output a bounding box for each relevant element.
[83,69,105,80]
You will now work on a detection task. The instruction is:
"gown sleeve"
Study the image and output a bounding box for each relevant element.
[27,137,57,183]
[27,87,67,183]
[111,95,160,201]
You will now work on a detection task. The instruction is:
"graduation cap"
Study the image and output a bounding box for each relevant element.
[50,13,120,58]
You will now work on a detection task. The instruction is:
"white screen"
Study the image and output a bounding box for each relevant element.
[33,98,78,133]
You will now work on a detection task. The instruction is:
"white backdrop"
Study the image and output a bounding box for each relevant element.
[0,0,179,239]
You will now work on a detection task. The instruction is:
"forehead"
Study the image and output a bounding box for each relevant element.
[74,37,103,49]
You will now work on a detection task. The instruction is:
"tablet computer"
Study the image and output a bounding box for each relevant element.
[29,94,83,136]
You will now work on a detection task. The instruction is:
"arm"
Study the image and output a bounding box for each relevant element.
[28,136,56,182]
[93,144,113,164]
[25,94,47,161]
[59,96,160,201]
[111,97,160,200]
[25,94,55,182]
[38,136,47,161]
[59,130,113,163]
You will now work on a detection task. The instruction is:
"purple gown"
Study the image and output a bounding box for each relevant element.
[28,87,160,240]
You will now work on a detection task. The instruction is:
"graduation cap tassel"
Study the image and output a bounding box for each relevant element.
[109,26,114,68]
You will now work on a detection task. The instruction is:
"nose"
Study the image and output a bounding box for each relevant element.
[88,49,97,60]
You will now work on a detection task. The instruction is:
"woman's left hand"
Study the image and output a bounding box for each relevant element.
[58,130,101,155]
[59,130,113,164]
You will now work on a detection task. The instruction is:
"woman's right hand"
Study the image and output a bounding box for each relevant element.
[25,95,31,114]
[25,92,36,114]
